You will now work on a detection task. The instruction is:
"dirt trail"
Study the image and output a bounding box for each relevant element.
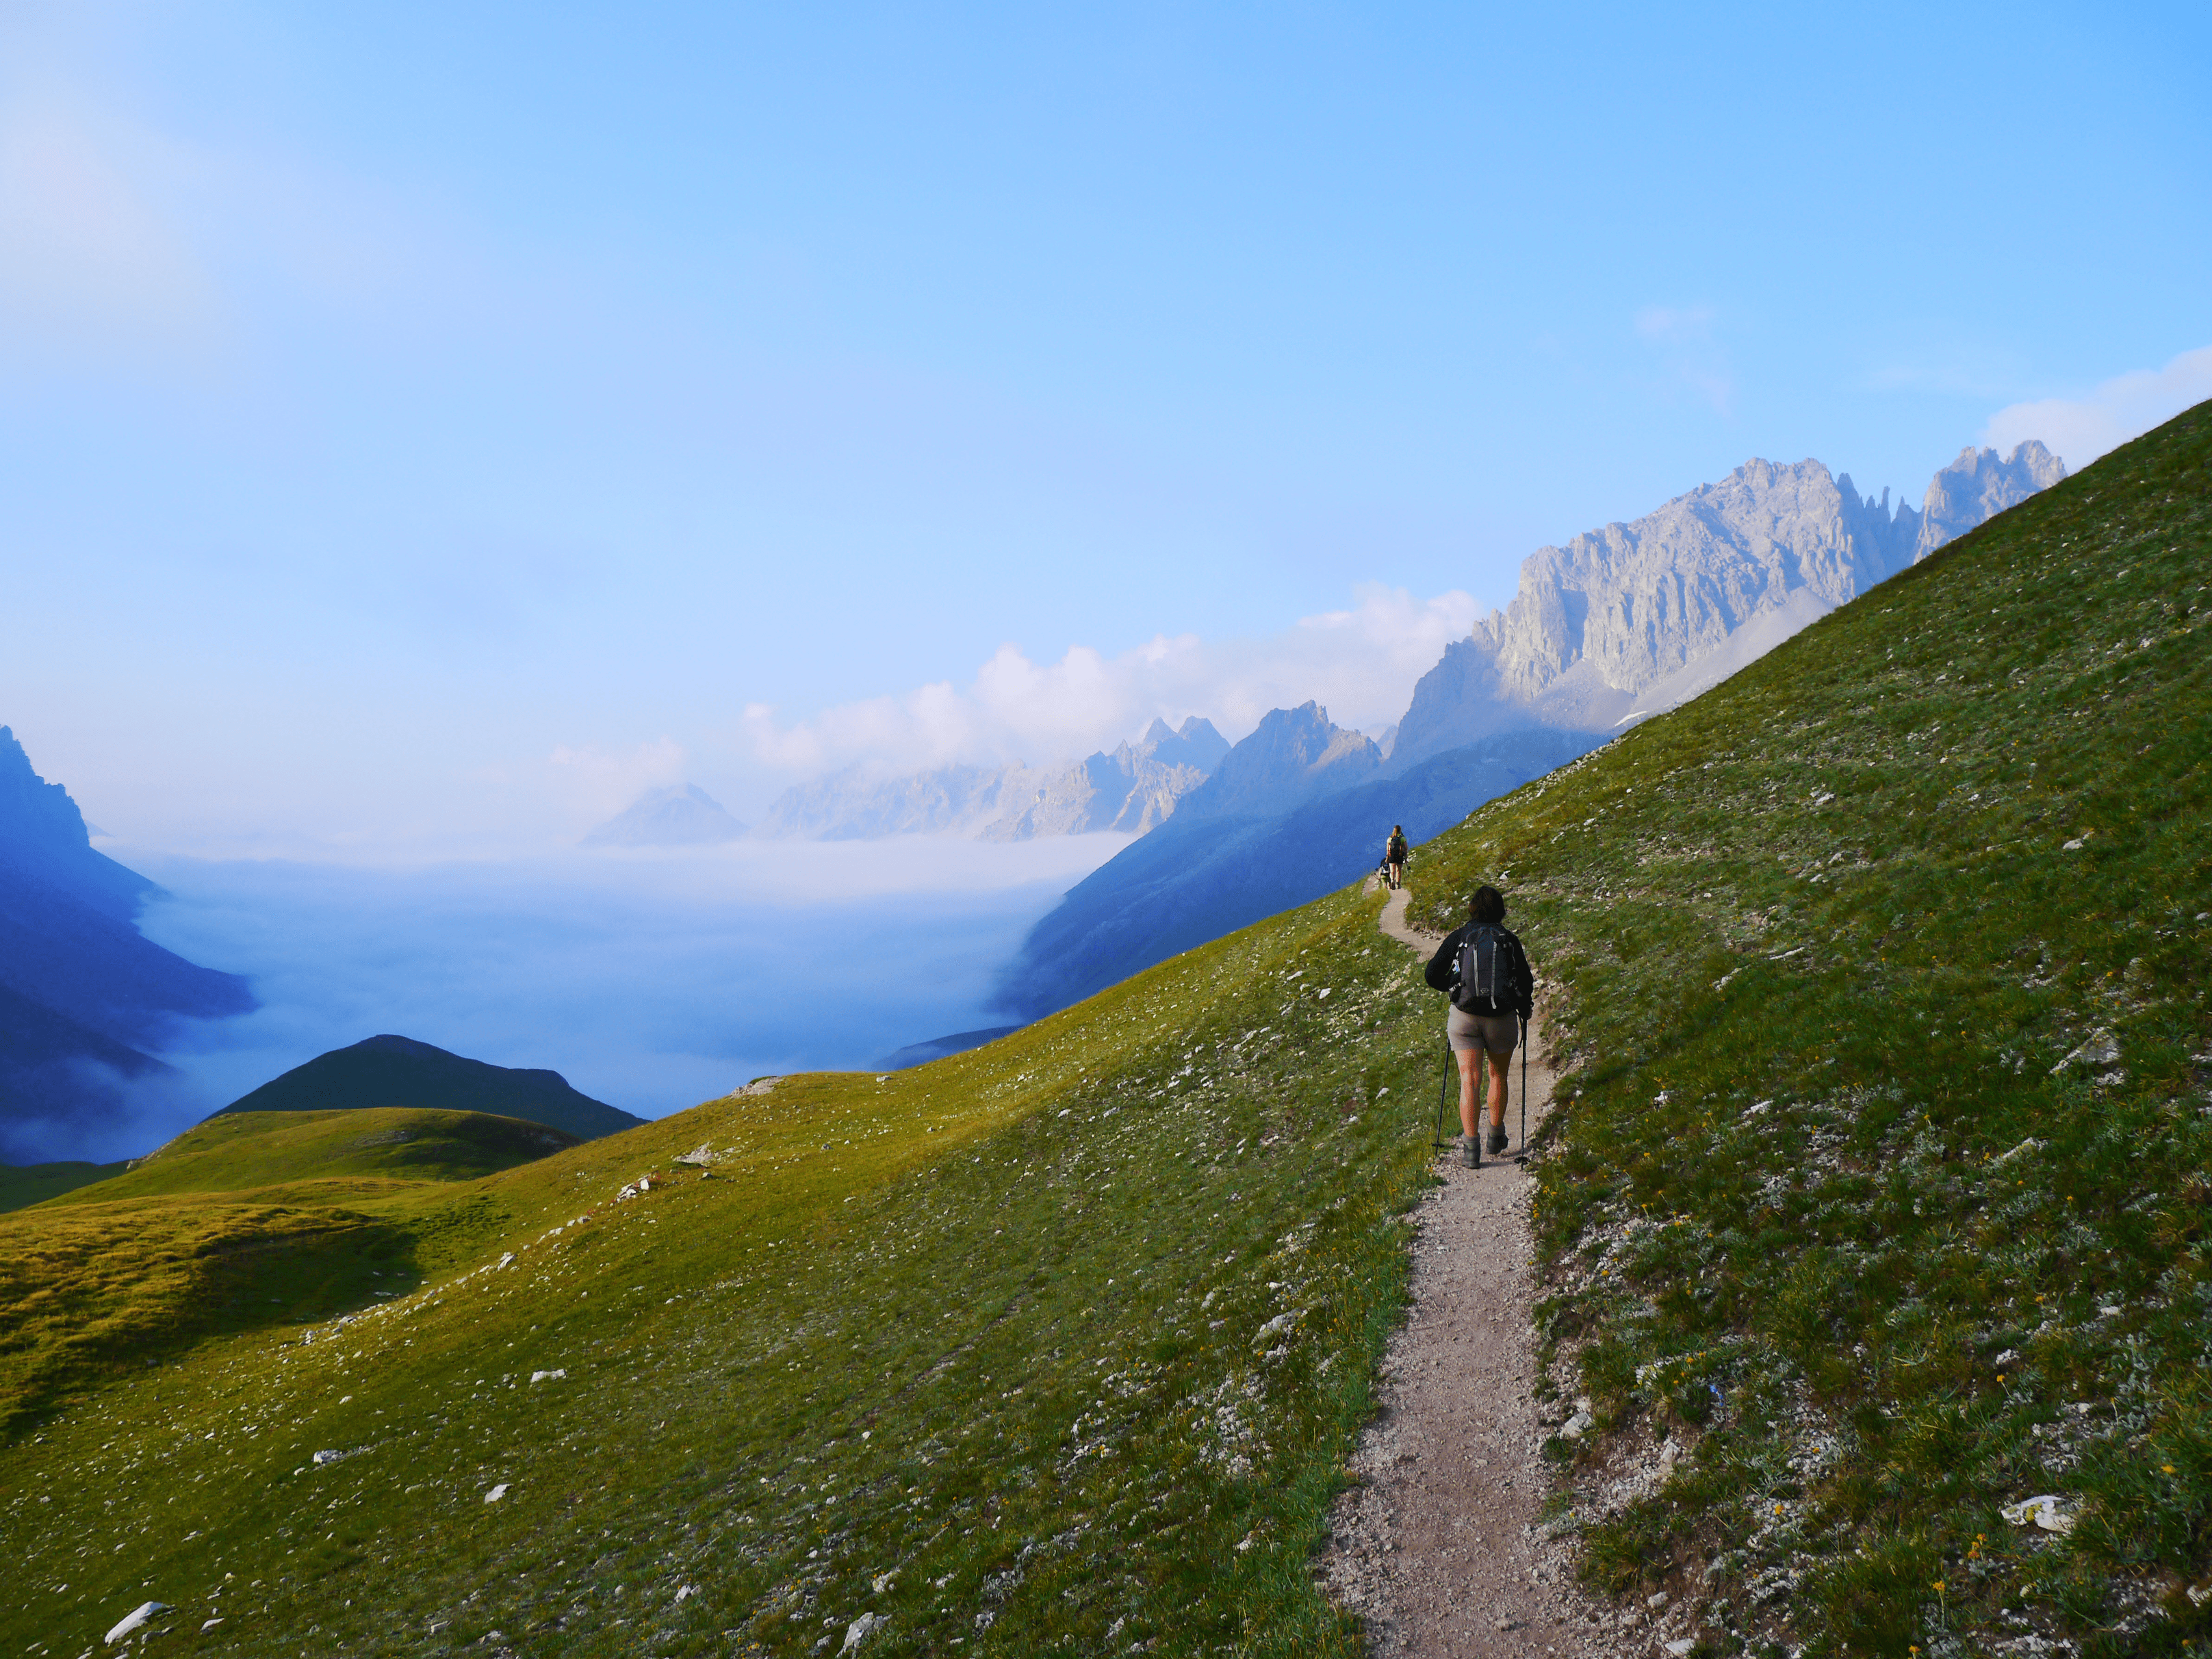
[1322,882,1615,1657]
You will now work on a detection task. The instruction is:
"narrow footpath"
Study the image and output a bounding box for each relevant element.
[1321,882,1614,1657]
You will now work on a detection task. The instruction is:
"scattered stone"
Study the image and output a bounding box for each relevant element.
[1646,1591,1671,1611]
[201,1617,224,1632]
[105,1602,169,1643]
[2050,1029,2120,1074]
[871,1569,898,1595]
[312,1449,344,1466]
[485,1483,510,1504]
[2000,1494,2074,1533]
[840,1612,886,1652]
[529,1369,566,1384]
[1665,1640,1697,1657]
[674,1584,697,1603]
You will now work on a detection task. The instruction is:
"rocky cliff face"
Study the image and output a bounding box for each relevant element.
[1391,441,2063,766]
[0,728,256,1161]
[1915,441,2066,561]
[1392,459,1922,764]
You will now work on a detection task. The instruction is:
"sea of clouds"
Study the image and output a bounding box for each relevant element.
[48,834,1129,1166]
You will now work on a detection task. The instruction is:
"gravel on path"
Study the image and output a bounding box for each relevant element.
[1321,882,1624,1658]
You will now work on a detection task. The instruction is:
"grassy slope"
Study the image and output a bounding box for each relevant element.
[41,1109,582,1205]
[5,408,2200,1658]
[0,1111,582,1441]
[1404,403,2211,1656]
[0,1159,125,1214]
[0,885,1450,1656]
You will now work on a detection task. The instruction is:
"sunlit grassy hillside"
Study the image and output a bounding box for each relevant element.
[4,404,2201,1659]
[43,1108,581,1206]
[1,886,1449,1656]
[1404,402,2210,1657]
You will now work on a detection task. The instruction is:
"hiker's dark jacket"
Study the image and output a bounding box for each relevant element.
[1423,923,1534,1019]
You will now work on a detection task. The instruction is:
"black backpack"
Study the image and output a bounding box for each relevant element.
[1450,924,1515,1014]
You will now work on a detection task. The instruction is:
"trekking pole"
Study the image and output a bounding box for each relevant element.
[1519,1016,1530,1159]
[1433,1044,1453,1155]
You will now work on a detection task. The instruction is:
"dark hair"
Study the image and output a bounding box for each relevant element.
[1469,885,1506,924]
[1391,824,1403,834]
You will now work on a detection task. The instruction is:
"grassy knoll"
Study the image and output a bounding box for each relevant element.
[40,1108,582,1206]
[0,1110,581,1439]
[0,1160,125,1214]
[1404,402,2211,1656]
[1,883,1452,1655]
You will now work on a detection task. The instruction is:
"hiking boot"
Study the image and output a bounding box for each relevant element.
[1458,1135,1480,1168]
[1487,1127,1508,1155]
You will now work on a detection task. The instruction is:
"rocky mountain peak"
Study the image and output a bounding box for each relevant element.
[0,725,98,861]
[1915,440,2066,561]
[582,784,747,848]
[1389,439,2060,769]
[1174,702,1381,821]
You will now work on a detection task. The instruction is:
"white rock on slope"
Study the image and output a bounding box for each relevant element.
[105,1602,170,1643]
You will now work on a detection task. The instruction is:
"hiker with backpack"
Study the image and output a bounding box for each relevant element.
[1384,825,1409,890]
[1423,884,1534,1165]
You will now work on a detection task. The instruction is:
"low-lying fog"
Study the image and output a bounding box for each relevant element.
[86,833,1129,1163]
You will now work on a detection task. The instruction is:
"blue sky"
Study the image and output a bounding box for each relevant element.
[3,0,2207,853]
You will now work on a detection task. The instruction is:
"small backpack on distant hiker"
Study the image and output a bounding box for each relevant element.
[1449,923,1523,1016]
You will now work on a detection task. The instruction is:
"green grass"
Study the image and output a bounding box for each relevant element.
[1404,401,2212,1657]
[0,1110,580,1439]
[0,1159,126,1214]
[5,403,2202,1658]
[0,888,1450,1656]
[38,1108,581,1207]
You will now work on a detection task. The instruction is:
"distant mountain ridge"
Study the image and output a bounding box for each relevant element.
[0,728,255,1162]
[583,784,746,849]
[755,716,1229,841]
[211,1034,646,1142]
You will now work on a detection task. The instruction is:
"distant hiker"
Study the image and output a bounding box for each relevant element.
[1385,825,1409,890]
[1423,884,1534,1165]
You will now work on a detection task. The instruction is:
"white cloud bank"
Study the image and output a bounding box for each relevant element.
[737,584,1480,778]
[1981,345,2212,471]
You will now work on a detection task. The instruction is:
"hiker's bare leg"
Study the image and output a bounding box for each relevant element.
[1456,1049,1482,1139]
[1486,1049,1510,1129]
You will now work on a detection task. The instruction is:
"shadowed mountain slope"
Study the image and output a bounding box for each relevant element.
[996,725,1595,1020]
[0,728,255,1159]
[0,1157,126,1214]
[210,1034,646,1142]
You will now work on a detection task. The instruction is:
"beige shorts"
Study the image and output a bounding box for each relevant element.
[1447,1006,1518,1055]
